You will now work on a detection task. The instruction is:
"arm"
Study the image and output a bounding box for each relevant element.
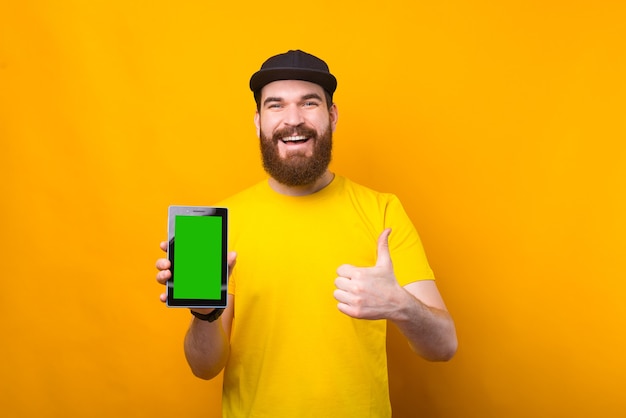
[183,294,234,379]
[155,241,237,379]
[334,229,457,361]
[388,280,457,361]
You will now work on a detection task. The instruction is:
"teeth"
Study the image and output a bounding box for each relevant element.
[282,135,307,142]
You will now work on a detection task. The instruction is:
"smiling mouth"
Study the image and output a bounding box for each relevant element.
[280,135,309,144]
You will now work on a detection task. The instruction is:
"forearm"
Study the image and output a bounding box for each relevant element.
[390,288,458,361]
[184,317,230,379]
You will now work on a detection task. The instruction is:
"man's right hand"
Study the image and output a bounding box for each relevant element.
[155,241,238,314]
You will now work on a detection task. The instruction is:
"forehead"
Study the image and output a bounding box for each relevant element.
[260,79,326,101]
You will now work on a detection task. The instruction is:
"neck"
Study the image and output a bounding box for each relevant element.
[268,170,335,196]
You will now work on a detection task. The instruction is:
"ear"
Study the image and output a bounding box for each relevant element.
[329,103,339,132]
[254,111,260,138]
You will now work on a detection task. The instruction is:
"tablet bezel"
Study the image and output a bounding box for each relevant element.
[166,205,228,308]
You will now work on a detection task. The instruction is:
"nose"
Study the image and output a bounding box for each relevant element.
[283,104,305,127]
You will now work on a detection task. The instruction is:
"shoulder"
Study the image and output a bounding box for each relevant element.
[338,176,401,208]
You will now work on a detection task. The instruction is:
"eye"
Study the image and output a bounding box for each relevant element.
[303,101,319,108]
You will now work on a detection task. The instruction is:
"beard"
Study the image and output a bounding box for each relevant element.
[259,123,333,187]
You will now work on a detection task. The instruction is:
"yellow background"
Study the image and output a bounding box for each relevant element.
[1,1,625,417]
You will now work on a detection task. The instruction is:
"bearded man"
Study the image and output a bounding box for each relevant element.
[155,50,457,418]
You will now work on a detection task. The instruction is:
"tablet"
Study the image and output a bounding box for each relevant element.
[166,206,228,308]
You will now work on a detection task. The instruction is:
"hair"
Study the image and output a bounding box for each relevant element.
[254,88,334,111]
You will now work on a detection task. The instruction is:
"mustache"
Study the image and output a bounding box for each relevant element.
[272,125,318,142]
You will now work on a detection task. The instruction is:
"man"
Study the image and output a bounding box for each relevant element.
[155,50,457,417]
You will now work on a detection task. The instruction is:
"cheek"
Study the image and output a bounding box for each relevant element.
[259,124,273,140]
[313,112,333,130]
[258,115,278,136]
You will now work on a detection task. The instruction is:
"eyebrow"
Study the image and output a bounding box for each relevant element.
[301,93,324,102]
[262,93,324,107]
[263,96,283,107]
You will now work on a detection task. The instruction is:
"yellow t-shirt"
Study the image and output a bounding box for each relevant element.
[219,175,433,418]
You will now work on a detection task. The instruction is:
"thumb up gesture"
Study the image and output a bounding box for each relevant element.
[334,229,403,320]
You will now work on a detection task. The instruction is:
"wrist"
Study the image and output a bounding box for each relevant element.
[388,287,418,323]
[190,308,224,322]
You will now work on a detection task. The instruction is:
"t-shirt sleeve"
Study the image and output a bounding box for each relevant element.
[384,195,435,286]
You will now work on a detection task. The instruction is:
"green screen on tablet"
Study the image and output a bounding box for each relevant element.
[166,206,228,308]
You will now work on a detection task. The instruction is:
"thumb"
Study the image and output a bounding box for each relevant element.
[376,228,392,268]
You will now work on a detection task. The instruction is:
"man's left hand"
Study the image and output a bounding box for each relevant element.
[334,228,405,320]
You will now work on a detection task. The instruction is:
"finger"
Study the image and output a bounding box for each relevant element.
[336,264,357,278]
[336,302,357,318]
[155,258,171,271]
[375,228,393,268]
[159,292,167,303]
[226,251,238,278]
[160,241,168,252]
[156,269,171,284]
[334,276,352,291]
[334,286,359,306]
[333,288,351,303]
[227,251,237,269]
